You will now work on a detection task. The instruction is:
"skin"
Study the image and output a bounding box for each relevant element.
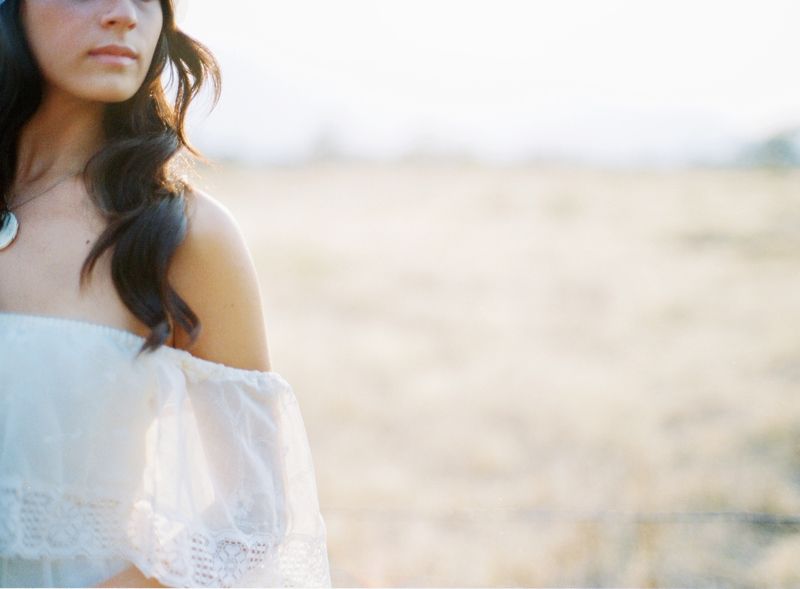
[0,1,167,348]
[16,0,163,186]
[4,1,273,586]
[13,0,165,587]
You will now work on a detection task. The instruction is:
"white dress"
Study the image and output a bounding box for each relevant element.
[0,312,331,587]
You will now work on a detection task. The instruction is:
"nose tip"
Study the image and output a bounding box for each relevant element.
[101,1,139,29]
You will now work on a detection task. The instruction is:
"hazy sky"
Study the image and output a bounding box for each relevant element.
[177,0,800,166]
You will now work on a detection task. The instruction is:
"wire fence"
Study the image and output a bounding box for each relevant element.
[322,507,800,587]
[325,506,800,526]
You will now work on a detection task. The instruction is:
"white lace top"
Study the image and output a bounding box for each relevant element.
[0,312,331,588]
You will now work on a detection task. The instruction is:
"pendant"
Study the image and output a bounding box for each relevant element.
[0,211,19,250]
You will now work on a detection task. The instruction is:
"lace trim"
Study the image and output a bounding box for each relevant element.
[0,479,331,587]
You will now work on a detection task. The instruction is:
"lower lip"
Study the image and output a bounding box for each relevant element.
[89,53,137,66]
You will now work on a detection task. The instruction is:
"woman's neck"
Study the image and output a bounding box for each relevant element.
[15,86,106,186]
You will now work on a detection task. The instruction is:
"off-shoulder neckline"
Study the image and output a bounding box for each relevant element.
[0,310,281,382]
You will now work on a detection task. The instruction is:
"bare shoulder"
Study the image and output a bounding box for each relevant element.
[168,186,272,372]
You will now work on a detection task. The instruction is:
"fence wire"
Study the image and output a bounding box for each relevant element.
[322,507,800,587]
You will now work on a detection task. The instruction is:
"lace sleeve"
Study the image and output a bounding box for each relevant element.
[0,313,331,587]
[124,363,332,588]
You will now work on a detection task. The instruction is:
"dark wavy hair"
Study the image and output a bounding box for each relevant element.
[0,0,222,356]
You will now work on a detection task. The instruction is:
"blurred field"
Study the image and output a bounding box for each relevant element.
[192,160,800,587]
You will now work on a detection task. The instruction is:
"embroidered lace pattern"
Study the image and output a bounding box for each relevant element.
[0,312,332,587]
[0,478,330,586]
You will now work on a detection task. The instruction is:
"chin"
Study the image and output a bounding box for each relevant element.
[97,91,139,103]
[82,86,141,103]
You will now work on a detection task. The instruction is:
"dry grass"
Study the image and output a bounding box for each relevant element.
[192,160,800,587]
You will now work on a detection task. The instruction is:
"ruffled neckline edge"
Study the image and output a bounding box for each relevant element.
[0,310,287,385]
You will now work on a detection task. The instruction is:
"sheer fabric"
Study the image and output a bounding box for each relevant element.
[0,312,331,587]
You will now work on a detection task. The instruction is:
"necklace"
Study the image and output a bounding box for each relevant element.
[0,171,82,251]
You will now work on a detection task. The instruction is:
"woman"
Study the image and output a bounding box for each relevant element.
[0,0,331,586]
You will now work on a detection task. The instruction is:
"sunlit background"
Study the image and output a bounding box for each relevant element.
[177,1,800,586]
[180,0,800,167]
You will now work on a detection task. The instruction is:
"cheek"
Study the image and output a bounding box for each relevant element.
[35,32,88,88]
[143,16,165,62]
[24,5,87,79]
